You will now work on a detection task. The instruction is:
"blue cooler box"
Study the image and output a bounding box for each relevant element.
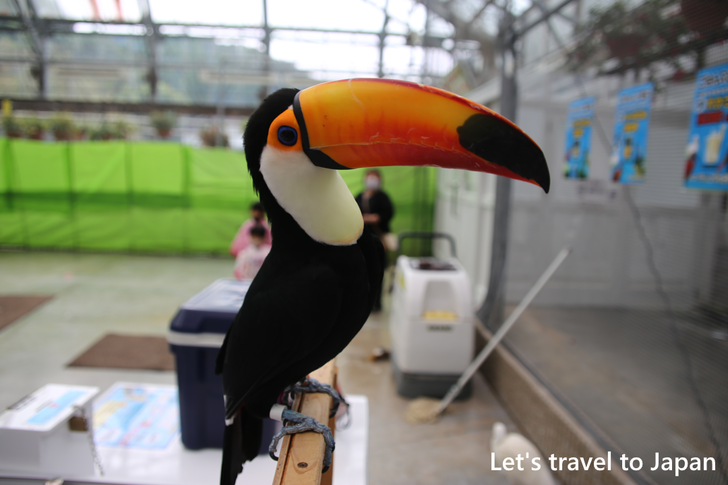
[167,278,279,451]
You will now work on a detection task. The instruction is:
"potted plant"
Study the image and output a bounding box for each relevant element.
[2,115,23,138]
[681,0,728,36]
[89,123,115,141]
[595,2,646,60]
[149,110,177,139]
[200,125,229,148]
[50,114,75,141]
[111,121,131,140]
[566,0,689,73]
[23,117,46,140]
[74,125,88,140]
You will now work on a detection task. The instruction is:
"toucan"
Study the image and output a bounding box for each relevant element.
[215,78,550,485]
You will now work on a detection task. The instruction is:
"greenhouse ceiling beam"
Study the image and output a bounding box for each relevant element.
[0,55,435,79]
[260,0,271,99]
[9,0,42,55]
[533,0,568,54]
[377,0,389,78]
[522,0,576,25]
[0,14,484,52]
[7,97,257,116]
[415,0,495,45]
[513,0,576,38]
[0,15,420,38]
[464,0,495,32]
[413,0,496,76]
[10,0,47,99]
[138,0,159,102]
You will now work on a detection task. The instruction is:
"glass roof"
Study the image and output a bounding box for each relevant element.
[32,0,463,78]
[36,0,413,30]
[27,0,534,36]
[0,0,537,105]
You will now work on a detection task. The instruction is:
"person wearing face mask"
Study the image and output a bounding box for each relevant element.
[355,169,395,311]
[230,201,272,257]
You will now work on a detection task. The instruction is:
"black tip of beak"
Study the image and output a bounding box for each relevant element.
[457,114,550,193]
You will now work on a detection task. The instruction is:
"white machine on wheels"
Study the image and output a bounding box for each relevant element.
[389,232,474,399]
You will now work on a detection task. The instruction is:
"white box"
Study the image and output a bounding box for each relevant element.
[0,384,99,477]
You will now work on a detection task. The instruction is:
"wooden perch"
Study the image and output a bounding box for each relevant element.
[272,359,337,485]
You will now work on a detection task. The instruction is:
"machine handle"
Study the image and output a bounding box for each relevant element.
[434,246,572,416]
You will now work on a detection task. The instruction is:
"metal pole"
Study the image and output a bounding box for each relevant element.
[377,0,389,79]
[438,247,571,415]
[216,58,227,147]
[137,0,158,102]
[513,0,576,37]
[421,0,429,83]
[260,0,271,100]
[13,0,46,99]
[476,6,517,329]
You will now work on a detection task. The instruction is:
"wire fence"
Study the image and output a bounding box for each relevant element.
[484,1,728,484]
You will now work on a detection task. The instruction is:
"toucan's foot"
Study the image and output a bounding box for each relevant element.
[284,377,347,418]
[268,409,335,472]
[335,398,352,430]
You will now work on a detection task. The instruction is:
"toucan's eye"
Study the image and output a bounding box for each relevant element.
[277,126,298,146]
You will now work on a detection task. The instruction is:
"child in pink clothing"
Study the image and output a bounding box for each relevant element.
[233,225,271,280]
[230,202,272,257]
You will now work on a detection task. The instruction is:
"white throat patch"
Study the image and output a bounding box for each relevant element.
[260,146,364,246]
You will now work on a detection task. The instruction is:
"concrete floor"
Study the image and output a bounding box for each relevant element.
[0,250,517,485]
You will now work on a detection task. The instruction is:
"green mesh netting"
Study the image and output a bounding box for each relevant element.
[0,139,436,255]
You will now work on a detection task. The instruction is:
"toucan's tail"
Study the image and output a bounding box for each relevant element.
[220,408,264,485]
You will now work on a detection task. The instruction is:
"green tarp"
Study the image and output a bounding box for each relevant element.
[71,141,129,196]
[0,138,436,255]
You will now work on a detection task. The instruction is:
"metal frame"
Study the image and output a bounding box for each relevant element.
[138,0,159,102]
[8,98,256,116]
[0,0,493,105]
[8,0,47,98]
[0,0,579,146]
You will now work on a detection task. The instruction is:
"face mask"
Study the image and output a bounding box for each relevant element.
[365,176,380,190]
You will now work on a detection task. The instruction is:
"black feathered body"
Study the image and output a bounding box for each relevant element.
[216,87,384,483]
[219,221,382,416]
[217,214,383,469]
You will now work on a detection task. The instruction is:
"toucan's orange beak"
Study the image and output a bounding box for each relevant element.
[293,78,550,193]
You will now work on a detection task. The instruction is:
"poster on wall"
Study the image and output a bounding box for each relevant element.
[684,63,728,191]
[610,83,654,185]
[563,97,595,180]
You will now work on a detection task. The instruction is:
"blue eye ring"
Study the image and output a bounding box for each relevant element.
[277,126,298,146]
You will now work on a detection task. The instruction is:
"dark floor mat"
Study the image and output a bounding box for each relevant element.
[68,333,175,371]
[0,295,53,332]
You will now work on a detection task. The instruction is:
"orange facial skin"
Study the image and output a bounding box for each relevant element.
[266,108,303,152]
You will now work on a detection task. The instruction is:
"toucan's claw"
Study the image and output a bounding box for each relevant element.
[336,399,352,430]
[284,377,345,418]
[268,409,335,472]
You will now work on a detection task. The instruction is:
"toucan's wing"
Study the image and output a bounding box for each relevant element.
[219,259,345,419]
[359,229,385,311]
